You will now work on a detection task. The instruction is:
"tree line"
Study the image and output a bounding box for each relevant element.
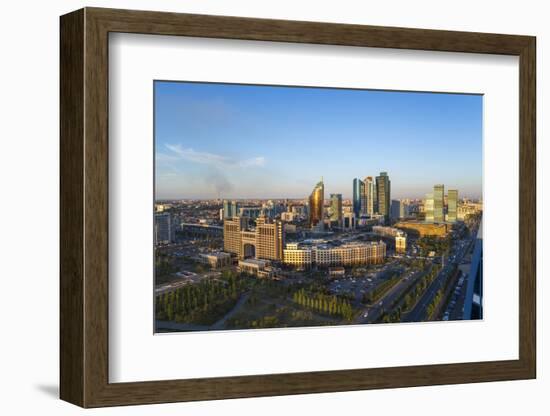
[292,288,354,321]
[427,289,443,319]
[156,272,244,325]
[378,264,442,323]
[417,236,451,256]
[362,270,402,305]
[402,264,441,312]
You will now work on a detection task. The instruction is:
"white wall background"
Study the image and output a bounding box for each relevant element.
[0,0,546,414]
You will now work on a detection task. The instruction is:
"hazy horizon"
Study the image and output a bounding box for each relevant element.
[155,81,483,200]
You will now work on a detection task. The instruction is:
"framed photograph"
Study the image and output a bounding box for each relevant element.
[60,7,536,408]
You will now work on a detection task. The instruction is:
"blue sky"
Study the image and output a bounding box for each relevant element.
[155,81,482,200]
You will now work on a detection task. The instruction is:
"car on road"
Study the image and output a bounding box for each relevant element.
[363,311,369,318]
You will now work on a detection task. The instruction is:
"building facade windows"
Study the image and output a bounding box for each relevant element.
[154,213,176,245]
[433,184,445,223]
[283,241,386,268]
[376,172,391,223]
[223,216,285,261]
[447,189,458,223]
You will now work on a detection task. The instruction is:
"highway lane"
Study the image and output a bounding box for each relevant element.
[155,270,223,295]
[354,267,429,324]
[403,227,478,323]
[402,267,445,322]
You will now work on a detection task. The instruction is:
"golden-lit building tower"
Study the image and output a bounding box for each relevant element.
[223,216,285,261]
[308,178,324,229]
[364,176,375,216]
[255,216,285,261]
[223,217,247,256]
[425,193,434,223]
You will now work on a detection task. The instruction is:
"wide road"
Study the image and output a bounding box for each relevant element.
[403,268,446,322]
[154,270,223,295]
[354,267,429,324]
[403,228,478,323]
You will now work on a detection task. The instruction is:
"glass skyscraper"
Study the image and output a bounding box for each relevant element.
[447,189,458,223]
[376,172,391,223]
[433,184,445,223]
[391,199,402,220]
[353,177,375,217]
[223,200,239,219]
[352,178,363,217]
[425,193,434,222]
[154,213,175,245]
[308,179,325,229]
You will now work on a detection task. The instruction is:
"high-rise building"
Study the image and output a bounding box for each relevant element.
[223,200,231,218]
[425,193,434,223]
[447,189,458,223]
[223,200,239,219]
[352,178,364,217]
[353,177,375,217]
[255,216,285,261]
[154,213,176,245]
[223,216,284,261]
[308,179,324,229]
[433,184,445,223]
[223,216,248,255]
[359,180,367,215]
[391,199,401,220]
[364,176,375,216]
[237,206,262,219]
[390,199,409,220]
[329,193,343,225]
[376,172,391,223]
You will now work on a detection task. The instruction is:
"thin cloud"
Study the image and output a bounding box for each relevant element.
[164,144,266,168]
[239,156,265,167]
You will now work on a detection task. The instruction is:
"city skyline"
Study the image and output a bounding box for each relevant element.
[155,81,483,200]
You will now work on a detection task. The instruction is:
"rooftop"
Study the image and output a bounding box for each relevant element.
[201,252,230,259]
[239,259,269,267]
[286,240,385,250]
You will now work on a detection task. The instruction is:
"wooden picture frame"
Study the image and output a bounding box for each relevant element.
[60,7,536,408]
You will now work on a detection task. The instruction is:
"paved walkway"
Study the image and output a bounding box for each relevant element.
[210,292,251,330]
